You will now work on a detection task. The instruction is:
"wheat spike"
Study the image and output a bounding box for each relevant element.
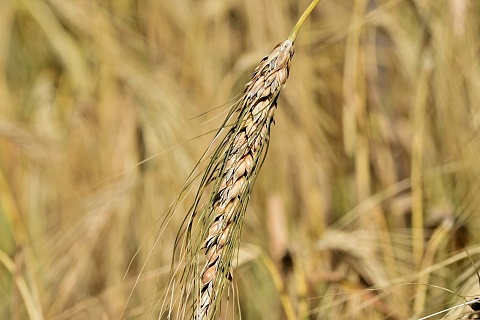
[167,2,323,318]
[170,39,295,320]
[195,39,294,320]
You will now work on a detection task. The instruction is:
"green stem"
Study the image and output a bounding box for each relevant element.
[288,0,322,41]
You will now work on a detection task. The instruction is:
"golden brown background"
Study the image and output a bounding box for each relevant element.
[1,0,480,319]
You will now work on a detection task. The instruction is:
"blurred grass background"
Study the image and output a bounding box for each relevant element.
[1,0,480,319]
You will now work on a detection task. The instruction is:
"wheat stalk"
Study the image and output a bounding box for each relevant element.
[166,1,322,319]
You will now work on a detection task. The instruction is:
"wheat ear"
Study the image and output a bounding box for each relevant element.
[168,2,321,319]
[195,39,295,320]
[169,40,294,320]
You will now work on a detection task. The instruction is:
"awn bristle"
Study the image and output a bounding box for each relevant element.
[173,39,295,320]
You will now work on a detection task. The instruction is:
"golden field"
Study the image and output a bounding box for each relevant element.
[1,0,480,319]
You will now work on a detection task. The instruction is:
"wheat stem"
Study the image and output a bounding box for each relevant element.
[260,253,296,320]
[288,0,323,41]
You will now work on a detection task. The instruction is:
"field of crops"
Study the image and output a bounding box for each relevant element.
[1,0,480,319]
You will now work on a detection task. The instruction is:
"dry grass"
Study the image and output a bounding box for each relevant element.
[1,0,480,319]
